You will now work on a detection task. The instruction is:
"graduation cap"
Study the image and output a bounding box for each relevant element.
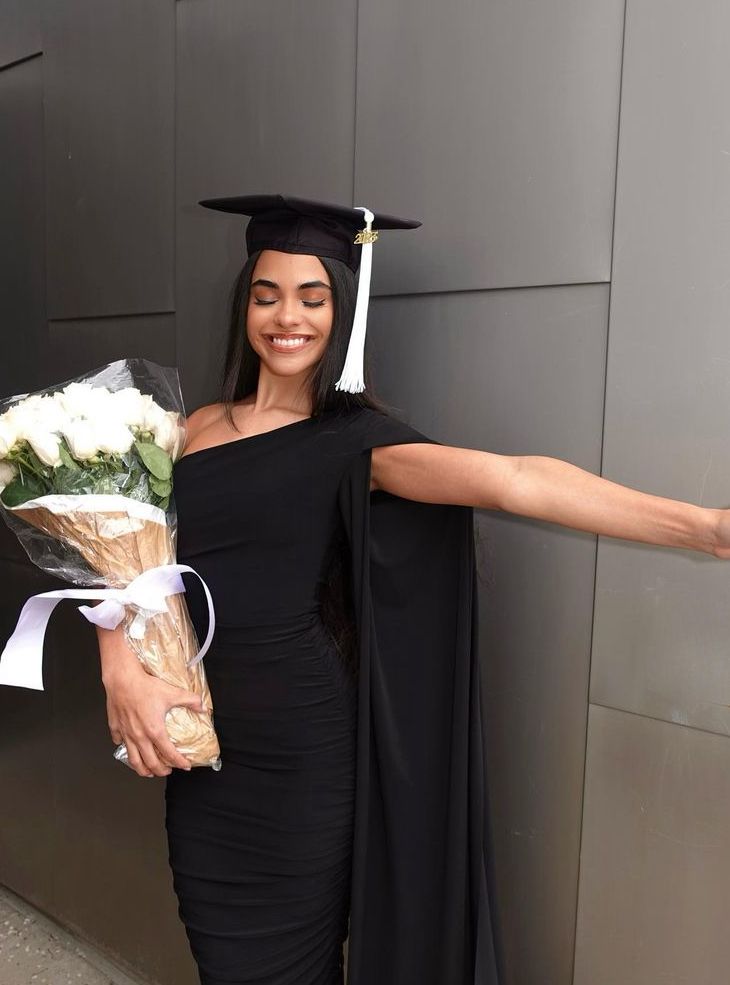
[198,194,422,393]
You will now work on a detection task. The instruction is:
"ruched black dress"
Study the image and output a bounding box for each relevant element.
[164,406,503,985]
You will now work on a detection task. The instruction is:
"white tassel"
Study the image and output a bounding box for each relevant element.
[335,206,375,393]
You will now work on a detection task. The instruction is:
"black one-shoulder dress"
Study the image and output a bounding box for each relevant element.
[163,406,503,985]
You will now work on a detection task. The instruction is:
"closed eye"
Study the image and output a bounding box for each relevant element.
[253,299,326,308]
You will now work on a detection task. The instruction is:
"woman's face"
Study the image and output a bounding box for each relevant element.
[246,249,333,378]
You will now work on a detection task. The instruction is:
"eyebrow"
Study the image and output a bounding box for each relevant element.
[251,278,332,291]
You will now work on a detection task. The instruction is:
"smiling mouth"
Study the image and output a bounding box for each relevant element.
[265,335,315,351]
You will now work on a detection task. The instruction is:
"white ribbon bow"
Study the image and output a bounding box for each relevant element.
[0,563,215,691]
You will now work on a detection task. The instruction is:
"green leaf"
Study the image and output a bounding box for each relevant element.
[0,472,47,508]
[24,444,46,473]
[133,439,172,481]
[50,466,87,494]
[148,475,172,498]
[119,465,146,499]
[58,438,81,470]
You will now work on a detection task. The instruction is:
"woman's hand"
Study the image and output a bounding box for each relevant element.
[103,660,203,778]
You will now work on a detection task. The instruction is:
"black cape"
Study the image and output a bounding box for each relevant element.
[335,409,504,985]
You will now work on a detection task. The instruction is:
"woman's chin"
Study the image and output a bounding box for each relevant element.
[259,356,321,378]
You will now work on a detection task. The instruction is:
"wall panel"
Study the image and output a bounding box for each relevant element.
[0,0,41,68]
[0,54,47,398]
[42,0,175,320]
[46,314,177,385]
[574,704,730,985]
[355,0,624,297]
[591,0,730,736]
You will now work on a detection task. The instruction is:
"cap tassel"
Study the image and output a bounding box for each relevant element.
[335,206,375,393]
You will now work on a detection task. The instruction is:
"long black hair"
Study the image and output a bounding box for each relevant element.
[216,249,394,678]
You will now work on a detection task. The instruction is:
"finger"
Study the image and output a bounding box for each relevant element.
[137,738,172,777]
[153,731,193,771]
[124,738,155,778]
[145,730,176,769]
[147,721,192,770]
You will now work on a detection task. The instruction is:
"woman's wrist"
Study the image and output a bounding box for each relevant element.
[97,627,144,687]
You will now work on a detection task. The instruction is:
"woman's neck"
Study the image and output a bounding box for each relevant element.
[242,365,313,417]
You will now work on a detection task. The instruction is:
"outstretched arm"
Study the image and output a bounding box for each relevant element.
[370,443,721,557]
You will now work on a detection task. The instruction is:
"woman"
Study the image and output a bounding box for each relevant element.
[96,197,729,985]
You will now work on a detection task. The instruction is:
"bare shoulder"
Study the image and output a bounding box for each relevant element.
[184,402,224,443]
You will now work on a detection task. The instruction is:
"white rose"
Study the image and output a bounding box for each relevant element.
[6,396,68,444]
[85,386,117,422]
[140,393,154,409]
[3,394,71,446]
[152,411,180,456]
[95,421,135,455]
[52,392,69,415]
[0,461,17,492]
[172,420,186,460]
[4,404,37,443]
[28,431,62,467]
[56,382,95,419]
[33,394,69,433]
[62,419,98,460]
[142,400,167,432]
[18,394,47,413]
[0,418,19,457]
[110,387,147,427]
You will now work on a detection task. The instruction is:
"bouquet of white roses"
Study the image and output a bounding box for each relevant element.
[0,357,221,771]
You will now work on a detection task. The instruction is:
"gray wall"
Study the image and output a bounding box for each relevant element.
[2,2,729,984]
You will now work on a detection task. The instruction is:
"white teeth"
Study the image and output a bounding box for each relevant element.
[269,336,311,347]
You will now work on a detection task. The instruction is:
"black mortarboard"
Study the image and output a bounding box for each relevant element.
[198,194,422,393]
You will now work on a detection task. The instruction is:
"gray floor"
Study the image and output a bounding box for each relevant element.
[0,885,147,985]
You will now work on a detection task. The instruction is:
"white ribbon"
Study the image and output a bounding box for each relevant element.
[0,563,215,691]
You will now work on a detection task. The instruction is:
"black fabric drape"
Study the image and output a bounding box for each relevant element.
[336,414,504,985]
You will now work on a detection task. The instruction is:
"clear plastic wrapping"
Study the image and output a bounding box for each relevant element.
[0,357,221,770]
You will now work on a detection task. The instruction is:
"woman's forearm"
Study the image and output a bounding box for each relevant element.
[91,602,142,685]
[505,455,719,556]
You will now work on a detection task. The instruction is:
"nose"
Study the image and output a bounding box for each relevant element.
[274,295,304,329]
